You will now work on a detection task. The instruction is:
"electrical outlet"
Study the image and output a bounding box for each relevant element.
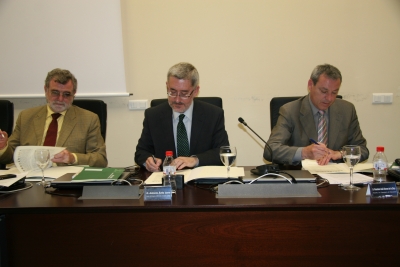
[372,93,393,104]
[129,100,148,110]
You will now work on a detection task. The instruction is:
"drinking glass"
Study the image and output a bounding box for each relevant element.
[342,145,361,191]
[34,149,50,186]
[220,146,237,178]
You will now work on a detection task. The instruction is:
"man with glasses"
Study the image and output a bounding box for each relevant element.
[0,68,107,167]
[263,64,368,166]
[135,62,229,172]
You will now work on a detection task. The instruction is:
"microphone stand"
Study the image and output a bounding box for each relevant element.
[238,117,280,174]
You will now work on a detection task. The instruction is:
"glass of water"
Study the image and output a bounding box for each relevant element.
[220,146,237,178]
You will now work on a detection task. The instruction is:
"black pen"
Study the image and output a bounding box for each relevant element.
[152,155,157,164]
[309,138,319,145]
[0,174,17,180]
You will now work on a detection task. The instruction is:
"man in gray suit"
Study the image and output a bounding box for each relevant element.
[0,68,107,167]
[135,62,229,172]
[264,64,368,166]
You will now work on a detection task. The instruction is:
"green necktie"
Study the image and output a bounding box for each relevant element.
[177,114,190,157]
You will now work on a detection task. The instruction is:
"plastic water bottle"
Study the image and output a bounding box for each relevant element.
[373,146,388,182]
[162,151,176,192]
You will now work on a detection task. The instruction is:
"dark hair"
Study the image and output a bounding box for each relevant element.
[45,68,77,92]
[310,64,342,85]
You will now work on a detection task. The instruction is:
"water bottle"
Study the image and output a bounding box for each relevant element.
[373,146,388,182]
[162,151,177,192]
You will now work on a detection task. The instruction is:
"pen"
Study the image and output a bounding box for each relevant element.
[309,138,319,145]
[0,174,17,180]
[0,128,4,138]
[152,155,157,164]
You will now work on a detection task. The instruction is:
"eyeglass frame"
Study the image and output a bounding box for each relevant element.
[49,89,75,99]
[167,89,196,99]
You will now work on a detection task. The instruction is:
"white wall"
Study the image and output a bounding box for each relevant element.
[9,0,400,167]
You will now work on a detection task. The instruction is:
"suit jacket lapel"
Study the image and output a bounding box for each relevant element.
[56,106,77,146]
[33,106,47,145]
[299,96,317,140]
[190,101,204,154]
[159,104,176,152]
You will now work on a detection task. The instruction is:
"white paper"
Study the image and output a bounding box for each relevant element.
[0,165,84,181]
[13,146,66,173]
[317,173,373,185]
[144,166,245,185]
[0,169,28,187]
[302,159,373,174]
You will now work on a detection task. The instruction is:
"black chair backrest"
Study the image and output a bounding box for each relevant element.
[151,97,223,108]
[0,100,13,169]
[270,95,342,130]
[73,99,107,141]
[0,100,14,137]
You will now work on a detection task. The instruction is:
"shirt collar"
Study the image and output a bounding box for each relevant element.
[308,95,329,116]
[172,101,194,121]
[46,105,67,118]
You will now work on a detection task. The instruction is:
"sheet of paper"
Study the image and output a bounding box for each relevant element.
[0,171,28,187]
[14,146,66,173]
[25,166,84,181]
[317,173,373,185]
[144,166,245,185]
[302,159,373,174]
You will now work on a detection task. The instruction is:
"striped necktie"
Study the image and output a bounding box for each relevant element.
[317,110,327,145]
[43,113,61,146]
[177,114,190,157]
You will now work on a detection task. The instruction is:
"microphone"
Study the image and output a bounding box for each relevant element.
[238,117,280,174]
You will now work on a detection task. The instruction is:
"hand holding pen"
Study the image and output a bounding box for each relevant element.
[145,155,161,172]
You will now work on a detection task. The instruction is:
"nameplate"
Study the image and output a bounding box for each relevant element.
[217,183,320,198]
[79,185,141,200]
[366,182,398,198]
[144,186,172,201]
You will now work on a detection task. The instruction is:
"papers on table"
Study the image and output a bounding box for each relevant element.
[14,146,65,173]
[145,166,245,185]
[0,168,28,188]
[1,165,84,181]
[301,159,373,174]
[317,173,373,185]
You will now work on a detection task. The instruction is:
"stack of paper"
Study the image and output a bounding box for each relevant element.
[301,159,373,174]
[145,166,245,185]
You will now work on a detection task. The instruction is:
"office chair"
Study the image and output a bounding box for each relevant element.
[73,99,107,141]
[0,100,14,169]
[150,97,223,108]
[270,95,342,130]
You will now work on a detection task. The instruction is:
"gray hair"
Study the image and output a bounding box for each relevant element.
[310,64,342,85]
[167,62,199,88]
[45,68,78,92]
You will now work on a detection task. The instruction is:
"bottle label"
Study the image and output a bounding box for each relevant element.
[373,161,387,170]
[163,165,176,175]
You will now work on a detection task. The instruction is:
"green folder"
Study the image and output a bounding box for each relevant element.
[72,167,124,182]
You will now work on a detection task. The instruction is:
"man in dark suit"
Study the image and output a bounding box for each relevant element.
[0,68,107,167]
[264,64,368,166]
[135,62,229,172]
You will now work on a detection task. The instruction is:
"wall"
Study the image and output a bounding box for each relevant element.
[9,0,400,167]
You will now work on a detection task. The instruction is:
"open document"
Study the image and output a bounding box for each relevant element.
[14,146,65,173]
[12,146,84,180]
[301,159,373,174]
[145,166,245,185]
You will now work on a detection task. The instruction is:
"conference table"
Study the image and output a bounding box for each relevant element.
[1,167,400,267]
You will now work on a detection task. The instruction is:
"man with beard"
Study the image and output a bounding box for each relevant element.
[0,68,107,167]
[135,62,229,172]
